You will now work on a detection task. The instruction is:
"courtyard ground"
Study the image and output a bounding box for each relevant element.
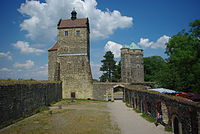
[0,100,120,134]
[0,99,172,134]
[108,100,172,134]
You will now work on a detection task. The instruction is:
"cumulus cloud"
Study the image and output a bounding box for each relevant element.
[18,0,133,43]
[104,41,123,58]
[138,35,170,49]
[0,68,10,72]
[13,41,45,55]
[37,64,48,76]
[0,52,12,60]
[13,60,34,69]
[91,62,102,79]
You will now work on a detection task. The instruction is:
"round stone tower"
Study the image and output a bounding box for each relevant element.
[121,42,144,83]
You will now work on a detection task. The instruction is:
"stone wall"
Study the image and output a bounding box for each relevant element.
[48,51,59,81]
[57,28,89,56]
[54,20,93,99]
[93,83,114,101]
[93,82,126,101]
[59,55,93,99]
[0,82,62,126]
[123,86,200,134]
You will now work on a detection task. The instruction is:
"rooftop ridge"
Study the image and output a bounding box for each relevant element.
[123,42,142,50]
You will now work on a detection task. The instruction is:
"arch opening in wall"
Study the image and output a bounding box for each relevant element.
[172,115,182,134]
[132,97,135,108]
[156,101,169,125]
[146,102,151,114]
[161,102,169,125]
[113,85,124,100]
[140,100,144,112]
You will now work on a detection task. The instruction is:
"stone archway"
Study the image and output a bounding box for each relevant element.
[113,84,125,100]
[172,115,182,134]
[156,101,169,125]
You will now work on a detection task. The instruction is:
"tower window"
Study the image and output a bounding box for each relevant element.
[76,30,80,36]
[64,31,68,36]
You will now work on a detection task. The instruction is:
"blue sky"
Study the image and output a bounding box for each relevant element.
[0,0,199,80]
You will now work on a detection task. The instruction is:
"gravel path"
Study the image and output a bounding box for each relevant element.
[107,100,172,134]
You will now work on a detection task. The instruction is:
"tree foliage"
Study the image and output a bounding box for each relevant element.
[144,56,166,82]
[99,51,116,82]
[112,61,121,82]
[144,19,200,93]
[159,19,200,93]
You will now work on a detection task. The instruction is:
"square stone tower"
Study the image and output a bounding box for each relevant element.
[48,10,93,99]
[121,42,144,83]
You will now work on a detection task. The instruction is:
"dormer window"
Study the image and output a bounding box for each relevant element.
[76,30,80,36]
[64,31,68,36]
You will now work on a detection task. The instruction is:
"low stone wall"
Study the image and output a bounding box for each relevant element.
[124,86,200,134]
[0,81,62,126]
[93,82,126,101]
[93,82,114,101]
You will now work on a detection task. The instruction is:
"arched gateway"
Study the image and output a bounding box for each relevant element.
[92,82,126,101]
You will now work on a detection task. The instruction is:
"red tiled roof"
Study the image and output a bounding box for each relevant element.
[48,42,58,51]
[57,18,88,29]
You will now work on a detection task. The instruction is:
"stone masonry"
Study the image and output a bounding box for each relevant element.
[0,82,62,126]
[123,85,200,134]
[48,10,93,99]
[121,42,144,83]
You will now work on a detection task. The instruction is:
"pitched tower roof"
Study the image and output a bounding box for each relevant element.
[57,10,89,29]
[49,10,90,52]
[57,18,88,29]
[123,42,142,50]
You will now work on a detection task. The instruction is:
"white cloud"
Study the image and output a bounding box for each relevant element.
[0,64,48,80]
[0,68,10,72]
[104,41,123,58]
[18,0,133,43]
[91,62,102,79]
[37,64,48,76]
[13,41,45,55]
[13,60,34,69]
[0,52,12,60]
[138,35,170,49]
[24,64,48,79]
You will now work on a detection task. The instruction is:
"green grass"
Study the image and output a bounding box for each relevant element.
[134,108,141,113]
[165,127,172,132]
[125,103,132,108]
[141,113,156,123]
[36,106,50,113]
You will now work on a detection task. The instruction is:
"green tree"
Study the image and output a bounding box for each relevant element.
[112,61,121,82]
[144,56,166,82]
[189,19,200,38]
[163,19,200,93]
[99,51,116,82]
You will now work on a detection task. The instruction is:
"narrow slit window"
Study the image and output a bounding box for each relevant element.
[76,30,80,36]
[64,31,68,36]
